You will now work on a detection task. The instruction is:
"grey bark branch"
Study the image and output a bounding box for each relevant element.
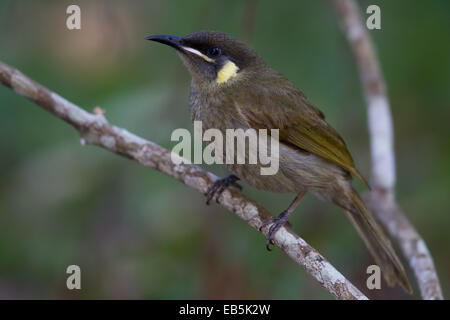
[331,0,443,299]
[0,60,367,300]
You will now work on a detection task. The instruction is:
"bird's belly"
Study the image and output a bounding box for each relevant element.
[223,142,310,194]
[226,142,349,197]
[226,162,296,193]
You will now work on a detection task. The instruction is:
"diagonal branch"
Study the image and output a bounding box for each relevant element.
[0,60,368,300]
[331,0,443,299]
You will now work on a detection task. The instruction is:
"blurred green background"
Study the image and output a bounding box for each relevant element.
[0,0,448,299]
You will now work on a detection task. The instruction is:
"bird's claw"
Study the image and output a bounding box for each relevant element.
[205,174,242,205]
[259,211,290,251]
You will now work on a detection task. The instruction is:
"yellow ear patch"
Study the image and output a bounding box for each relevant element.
[216,60,239,84]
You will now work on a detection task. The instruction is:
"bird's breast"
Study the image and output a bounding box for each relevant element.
[189,86,242,131]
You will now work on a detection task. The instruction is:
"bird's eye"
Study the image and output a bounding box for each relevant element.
[207,47,221,57]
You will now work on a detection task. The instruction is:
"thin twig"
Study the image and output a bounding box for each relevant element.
[331,0,443,299]
[0,60,368,300]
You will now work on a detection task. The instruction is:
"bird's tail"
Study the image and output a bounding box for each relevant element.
[342,189,412,294]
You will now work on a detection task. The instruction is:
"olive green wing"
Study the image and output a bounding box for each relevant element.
[234,79,369,187]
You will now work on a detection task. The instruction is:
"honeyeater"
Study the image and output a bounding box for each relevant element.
[146,31,412,293]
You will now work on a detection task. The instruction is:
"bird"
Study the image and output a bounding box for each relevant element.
[146,30,412,293]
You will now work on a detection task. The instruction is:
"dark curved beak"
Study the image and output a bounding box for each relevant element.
[145,35,183,50]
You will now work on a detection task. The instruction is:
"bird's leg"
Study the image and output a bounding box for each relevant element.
[205,174,242,205]
[259,192,306,251]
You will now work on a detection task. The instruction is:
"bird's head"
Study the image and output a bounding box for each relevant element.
[146,31,263,88]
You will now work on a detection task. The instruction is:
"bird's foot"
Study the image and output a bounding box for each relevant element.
[259,210,291,251]
[205,174,242,205]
